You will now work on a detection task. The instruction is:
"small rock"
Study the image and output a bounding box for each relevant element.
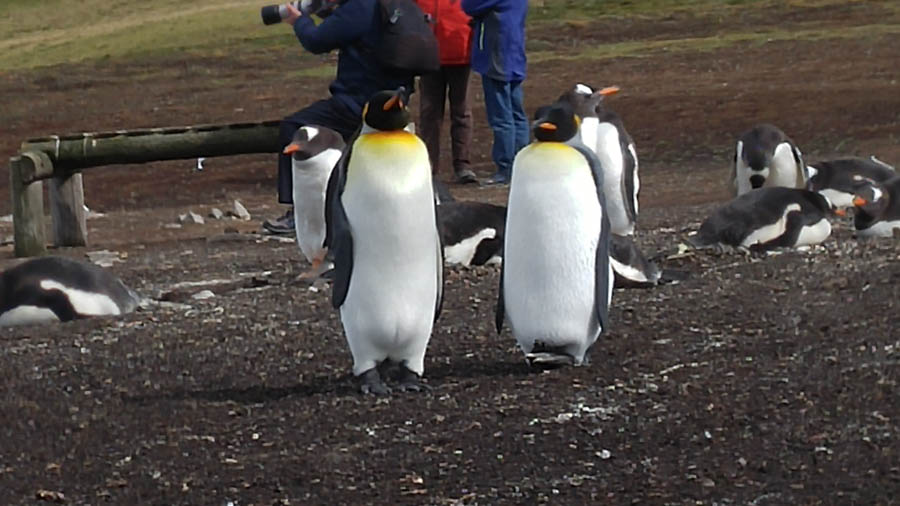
[177,213,188,224]
[191,290,215,300]
[162,223,183,229]
[209,208,224,220]
[86,250,124,268]
[187,211,205,225]
[231,200,251,221]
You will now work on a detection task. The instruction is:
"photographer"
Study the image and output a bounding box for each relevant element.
[263,0,415,235]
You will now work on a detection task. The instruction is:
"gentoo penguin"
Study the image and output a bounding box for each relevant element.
[496,100,612,367]
[285,125,346,279]
[852,176,900,237]
[0,256,140,326]
[687,187,843,252]
[432,179,506,266]
[733,124,807,196]
[609,234,662,288]
[557,83,639,235]
[327,87,443,394]
[806,156,896,208]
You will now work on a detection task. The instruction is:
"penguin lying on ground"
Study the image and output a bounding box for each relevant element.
[557,83,639,236]
[286,125,346,279]
[432,179,506,266]
[497,100,612,367]
[327,87,443,395]
[0,256,141,326]
[687,187,844,252]
[806,156,896,208]
[733,123,807,196]
[852,176,900,237]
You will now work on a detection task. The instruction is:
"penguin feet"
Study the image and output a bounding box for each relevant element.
[358,368,391,396]
[396,366,432,393]
[525,352,575,369]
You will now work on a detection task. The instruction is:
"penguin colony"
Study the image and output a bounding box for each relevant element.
[4,85,896,396]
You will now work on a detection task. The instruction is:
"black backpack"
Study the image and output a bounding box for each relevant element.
[374,0,441,75]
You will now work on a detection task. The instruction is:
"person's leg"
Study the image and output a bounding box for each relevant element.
[509,80,530,154]
[418,70,448,175]
[446,65,476,183]
[481,76,515,184]
[266,98,359,234]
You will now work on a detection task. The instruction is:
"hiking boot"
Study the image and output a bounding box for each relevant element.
[454,168,478,185]
[262,207,294,235]
[482,172,510,186]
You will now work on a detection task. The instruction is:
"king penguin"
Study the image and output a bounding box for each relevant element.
[806,156,896,209]
[557,83,639,236]
[852,175,900,237]
[285,125,346,279]
[0,256,141,326]
[327,87,444,395]
[496,100,612,367]
[732,123,807,196]
[687,187,843,252]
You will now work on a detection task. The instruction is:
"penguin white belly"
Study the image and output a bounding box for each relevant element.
[504,143,603,361]
[444,228,496,266]
[292,149,342,264]
[594,122,632,235]
[340,134,439,375]
[857,219,900,237]
[0,306,60,326]
[740,203,801,247]
[766,143,801,188]
[818,188,855,209]
[795,217,832,246]
[40,280,122,316]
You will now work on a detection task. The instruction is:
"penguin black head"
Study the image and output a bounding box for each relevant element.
[532,102,580,143]
[556,83,620,118]
[851,179,890,217]
[362,87,411,132]
[283,125,345,161]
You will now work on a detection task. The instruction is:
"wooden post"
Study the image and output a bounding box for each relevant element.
[9,155,47,257]
[49,172,87,247]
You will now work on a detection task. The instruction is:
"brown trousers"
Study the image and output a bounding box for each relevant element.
[418,65,473,175]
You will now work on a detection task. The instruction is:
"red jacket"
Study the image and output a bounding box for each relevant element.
[416,0,472,65]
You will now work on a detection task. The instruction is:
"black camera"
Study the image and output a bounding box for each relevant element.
[260,0,336,25]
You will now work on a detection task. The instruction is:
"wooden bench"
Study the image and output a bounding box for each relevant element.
[9,121,282,257]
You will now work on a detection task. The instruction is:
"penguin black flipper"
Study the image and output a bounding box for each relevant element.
[495,261,505,334]
[326,140,355,309]
[575,144,612,332]
[620,133,638,223]
[433,208,445,323]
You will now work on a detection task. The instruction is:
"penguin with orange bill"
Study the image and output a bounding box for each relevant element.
[327,87,444,394]
[496,100,612,367]
[732,123,807,196]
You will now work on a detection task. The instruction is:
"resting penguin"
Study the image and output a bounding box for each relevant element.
[557,83,639,236]
[285,125,346,279]
[806,156,896,209]
[327,87,443,395]
[733,124,807,196]
[496,100,612,367]
[432,179,506,266]
[687,187,843,252]
[852,176,900,237]
[0,256,140,326]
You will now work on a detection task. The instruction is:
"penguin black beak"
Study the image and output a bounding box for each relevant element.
[283,143,301,155]
[853,197,868,207]
[383,87,407,111]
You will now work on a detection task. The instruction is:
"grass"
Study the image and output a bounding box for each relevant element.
[0,0,895,71]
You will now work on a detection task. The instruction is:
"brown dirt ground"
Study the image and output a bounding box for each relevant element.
[1,2,899,505]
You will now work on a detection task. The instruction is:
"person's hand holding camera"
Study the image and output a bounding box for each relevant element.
[284,2,302,25]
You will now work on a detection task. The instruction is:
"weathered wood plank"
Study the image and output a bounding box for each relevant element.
[49,173,87,247]
[9,154,47,257]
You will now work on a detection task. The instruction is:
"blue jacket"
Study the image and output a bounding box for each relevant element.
[294,0,414,117]
[461,0,527,82]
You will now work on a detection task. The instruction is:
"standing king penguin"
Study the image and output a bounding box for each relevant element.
[496,101,613,367]
[733,123,807,196]
[558,83,639,236]
[327,87,444,395]
[285,125,346,279]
